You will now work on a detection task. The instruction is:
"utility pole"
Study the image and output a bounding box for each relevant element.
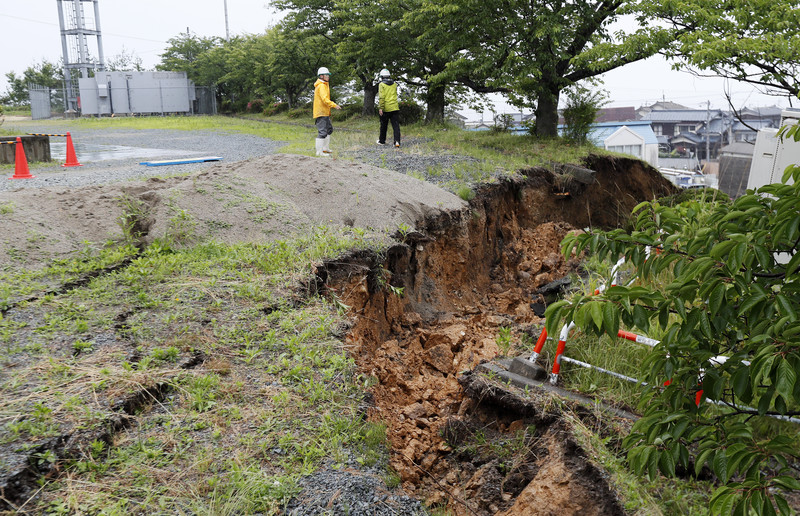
[224,0,230,41]
[705,100,710,164]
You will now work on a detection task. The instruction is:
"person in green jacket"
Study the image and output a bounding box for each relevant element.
[377,68,401,148]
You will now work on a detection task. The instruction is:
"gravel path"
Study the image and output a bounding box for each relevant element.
[0,126,285,192]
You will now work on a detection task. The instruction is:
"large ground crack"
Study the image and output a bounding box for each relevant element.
[317,159,674,514]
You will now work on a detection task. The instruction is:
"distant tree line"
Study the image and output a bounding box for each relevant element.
[2,0,799,138]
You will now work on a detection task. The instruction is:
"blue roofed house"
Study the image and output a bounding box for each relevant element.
[585,120,660,168]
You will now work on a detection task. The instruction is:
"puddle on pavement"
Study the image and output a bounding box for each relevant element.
[51,142,197,163]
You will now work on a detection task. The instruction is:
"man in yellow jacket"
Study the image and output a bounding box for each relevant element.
[313,67,341,157]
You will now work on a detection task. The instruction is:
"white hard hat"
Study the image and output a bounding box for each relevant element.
[380,68,390,77]
[317,67,330,76]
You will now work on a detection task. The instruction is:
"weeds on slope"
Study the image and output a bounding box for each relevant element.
[1,227,393,514]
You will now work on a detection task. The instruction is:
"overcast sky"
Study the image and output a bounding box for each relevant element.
[0,0,793,120]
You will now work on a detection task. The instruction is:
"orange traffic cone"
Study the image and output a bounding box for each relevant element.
[9,137,35,179]
[62,132,82,167]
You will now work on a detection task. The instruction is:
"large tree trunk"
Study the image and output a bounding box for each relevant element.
[425,82,446,123]
[535,86,561,138]
[362,79,378,117]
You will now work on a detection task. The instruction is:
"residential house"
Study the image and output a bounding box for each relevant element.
[585,120,660,168]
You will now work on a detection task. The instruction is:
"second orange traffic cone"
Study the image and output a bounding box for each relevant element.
[62,132,82,167]
[9,137,35,179]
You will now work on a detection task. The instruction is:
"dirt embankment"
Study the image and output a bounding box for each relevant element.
[317,156,675,514]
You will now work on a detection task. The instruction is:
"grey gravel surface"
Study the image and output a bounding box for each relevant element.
[343,138,486,191]
[0,125,285,192]
[285,460,428,515]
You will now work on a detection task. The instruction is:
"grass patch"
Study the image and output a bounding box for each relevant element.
[1,227,393,514]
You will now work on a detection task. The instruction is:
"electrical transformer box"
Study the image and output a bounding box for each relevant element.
[747,109,800,190]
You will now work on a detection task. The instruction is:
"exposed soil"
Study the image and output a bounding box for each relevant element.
[315,157,676,514]
[0,143,677,514]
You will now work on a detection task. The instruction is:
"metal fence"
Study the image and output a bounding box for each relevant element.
[28,84,63,120]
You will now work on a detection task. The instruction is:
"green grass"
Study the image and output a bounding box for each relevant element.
[0,227,392,514]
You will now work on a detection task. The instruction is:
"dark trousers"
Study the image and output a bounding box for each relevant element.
[379,111,401,144]
[315,116,333,138]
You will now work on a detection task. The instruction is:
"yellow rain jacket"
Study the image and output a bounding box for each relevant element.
[313,78,338,118]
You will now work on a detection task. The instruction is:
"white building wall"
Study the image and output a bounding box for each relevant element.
[604,126,659,168]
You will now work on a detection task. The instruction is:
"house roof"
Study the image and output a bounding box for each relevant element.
[739,106,784,118]
[671,131,721,145]
[595,106,637,123]
[585,120,658,146]
[641,109,721,123]
[732,119,774,132]
[641,101,690,111]
[720,142,755,156]
[670,131,704,144]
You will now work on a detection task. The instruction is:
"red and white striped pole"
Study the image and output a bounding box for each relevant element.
[549,321,575,385]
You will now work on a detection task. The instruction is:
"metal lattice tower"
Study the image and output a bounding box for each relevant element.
[56,0,106,112]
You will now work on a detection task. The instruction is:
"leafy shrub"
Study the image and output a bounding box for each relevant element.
[332,103,362,121]
[561,84,608,144]
[264,102,289,116]
[398,101,423,124]
[246,99,265,113]
[286,107,308,119]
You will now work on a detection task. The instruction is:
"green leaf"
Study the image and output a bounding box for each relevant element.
[633,304,649,332]
[695,448,715,476]
[773,475,800,491]
[647,448,659,480]
[775,359,796,405]
[710,486,736,516]
[713,448,728,482]
[775,294,797,321]
[589,302,604,331]
[732,366,751,400]
[775,495,790,516]
[710,239,737,259]
[658,449,676,477]
[699,311,713,339]
[786,251,800,276]
[708,282,726,316]
[602,302,619,338]
[757,386,775,415]
[738,291,766,317]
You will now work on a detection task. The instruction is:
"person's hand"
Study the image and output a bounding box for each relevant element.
[379,109,383,116]
[335,105,342,110]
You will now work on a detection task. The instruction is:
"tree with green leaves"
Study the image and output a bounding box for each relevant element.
[417,0,674,137]
[105,47,144,72]
[548,124,800,514]
[157,31,224,82]
[263,28,334,108]
[0,60,63,107]
[646,0,800,100]
[273,0,386,116]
